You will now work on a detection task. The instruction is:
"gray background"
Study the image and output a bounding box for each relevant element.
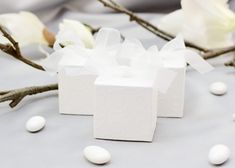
[0,2,235,168]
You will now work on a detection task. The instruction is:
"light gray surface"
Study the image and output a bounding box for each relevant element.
[0,12,235,168]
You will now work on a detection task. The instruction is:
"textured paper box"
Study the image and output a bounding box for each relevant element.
[157,67,186,118]
[155,35,213,117]
[94,76,157,142]
[58,67,97,115]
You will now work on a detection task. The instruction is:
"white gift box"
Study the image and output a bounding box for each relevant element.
[155,35,213,117]
[115,37,182,118]
[58,67,97,115]
[94,72,157,142]
[41,28,122,115]
[157,66,186,118]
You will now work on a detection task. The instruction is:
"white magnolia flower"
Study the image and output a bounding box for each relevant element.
[0,11,49,46]
[54,19,95,50]
[158,0,235,49]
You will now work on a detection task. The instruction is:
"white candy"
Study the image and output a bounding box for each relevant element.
[209,82,227,96]
[233,113,235,121]
[208,144,230,165]
[83,146,111,165]
[26,116,46,132]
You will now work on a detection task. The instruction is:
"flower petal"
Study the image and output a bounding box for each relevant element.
[158,9,184,36]
[57,19,95,48]
[159,0,235,49]
[0,11,47,46]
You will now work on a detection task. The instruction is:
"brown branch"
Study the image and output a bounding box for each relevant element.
[83,23,101,34]
[0,22,102,108]
[202,45,235,60]
[0,91,9,95]
[225,55,235,67]
[0,26,21,56]
[97,0,209,52]
[225,60,235,67]
[96,0,235,61]
[0,84,58,108]
[0,25,45,71]
[0,23,103,108]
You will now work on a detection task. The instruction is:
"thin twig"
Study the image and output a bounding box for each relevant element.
[225,54,235,67]
[83,23,101,34]
[0,84,58,108]
[97,0,235,61]
[0,26,21,56]
[97,0,209,52]
[225,60,235,67]
[0,25,45,71]
[0,91,9,95]
[202,45,235,60]
[0,27,58,107]
[0,23,101,108]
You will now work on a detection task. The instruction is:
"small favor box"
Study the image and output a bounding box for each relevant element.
[55,28,122,116]
[157,67,186,118]
[94,75,157,142]
[156,35,213,118]
[58,67,97,115]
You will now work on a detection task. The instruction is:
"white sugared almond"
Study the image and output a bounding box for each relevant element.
[26,116,46,132]
[208,144,230,165]
[209,82,227,96]
[233,113,235,121]
[83,146,111,165]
